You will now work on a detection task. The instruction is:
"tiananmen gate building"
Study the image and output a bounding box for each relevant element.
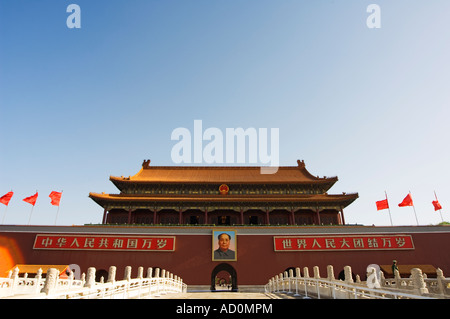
[89,159,358,227]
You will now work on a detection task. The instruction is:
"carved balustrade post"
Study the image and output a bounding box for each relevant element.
[394,269,401,289]
[327,265,335,281]
[124,266,132,281]
[107,266,116,285]
[274,275,279,292]
[327,265,336,299]
[303,267,309,278]
[288,269,294,294]
[35,268,43,294]
[411,268,429,295]
[313,266,320,279]
[137,266,144,279]
[41,268,59,295]
[436,268,445,295]
[280,272,285,292]
[11,267,19,291]
[313,266,321,298]
[344,265,353,284]
[84,267,96,288]
[284,271,289,293]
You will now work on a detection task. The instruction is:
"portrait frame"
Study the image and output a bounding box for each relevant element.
[212,229,237,261]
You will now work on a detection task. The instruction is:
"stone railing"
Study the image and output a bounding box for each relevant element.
[381,268,450,296]
[0,265,186,299]
[265,265,450,299]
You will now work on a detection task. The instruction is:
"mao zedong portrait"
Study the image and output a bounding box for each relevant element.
[213,232,236,260]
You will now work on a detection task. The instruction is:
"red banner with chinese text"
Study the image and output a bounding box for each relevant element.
[33,234,175,251]
[273,235,414,252]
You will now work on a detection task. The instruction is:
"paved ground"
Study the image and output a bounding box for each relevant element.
[153,291,296,299]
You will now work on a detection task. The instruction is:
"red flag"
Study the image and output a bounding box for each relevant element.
[398,193,413,207]
[23,192,38,206]
[0,192,14,206]
[432,200,442,211]
[49,191,62,206]
[376,198,389,211]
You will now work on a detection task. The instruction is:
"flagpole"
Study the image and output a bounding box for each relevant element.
[27,190,37,225]
[385,191,393,226]
[435,191,444,223]
[27,205,34,225]
[54,206,60,225]
[410,191,419,226]
[1,205,7,224]
[54,190,63,225]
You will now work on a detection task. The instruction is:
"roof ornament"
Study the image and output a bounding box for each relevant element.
[297,159,305,168]
[142,159,151,169]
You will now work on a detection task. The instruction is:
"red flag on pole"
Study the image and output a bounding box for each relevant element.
[23,192,38,206]
[0,192,13,206]
[434,191,444,223]
[376,198,389,211]
[49,191,62,206]
[432,200,442,211]
[398,193,413,207]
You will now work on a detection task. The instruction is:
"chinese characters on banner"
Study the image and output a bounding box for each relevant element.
[273,235,414,251]
[33,234,175,251]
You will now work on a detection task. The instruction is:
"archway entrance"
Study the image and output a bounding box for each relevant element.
[210,263,237,292]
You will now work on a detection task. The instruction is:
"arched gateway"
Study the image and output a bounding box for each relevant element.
[211,263,238,292]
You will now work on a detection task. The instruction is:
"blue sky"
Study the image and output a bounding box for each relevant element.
[1,0,449,226]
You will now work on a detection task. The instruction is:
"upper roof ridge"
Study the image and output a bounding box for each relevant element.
[108,159,338,187]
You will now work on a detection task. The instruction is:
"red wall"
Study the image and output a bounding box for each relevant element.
[1,225,450,286]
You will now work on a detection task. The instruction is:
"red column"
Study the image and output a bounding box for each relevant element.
[127,209,132,224]
[316,208,321,225]
[340,207,346,225]
[102,208,108,224]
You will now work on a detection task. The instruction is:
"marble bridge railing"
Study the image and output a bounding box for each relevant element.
[0,265,186,299]
[265,265,450,299]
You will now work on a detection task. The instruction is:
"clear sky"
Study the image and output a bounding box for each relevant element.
[1,0,449,227]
